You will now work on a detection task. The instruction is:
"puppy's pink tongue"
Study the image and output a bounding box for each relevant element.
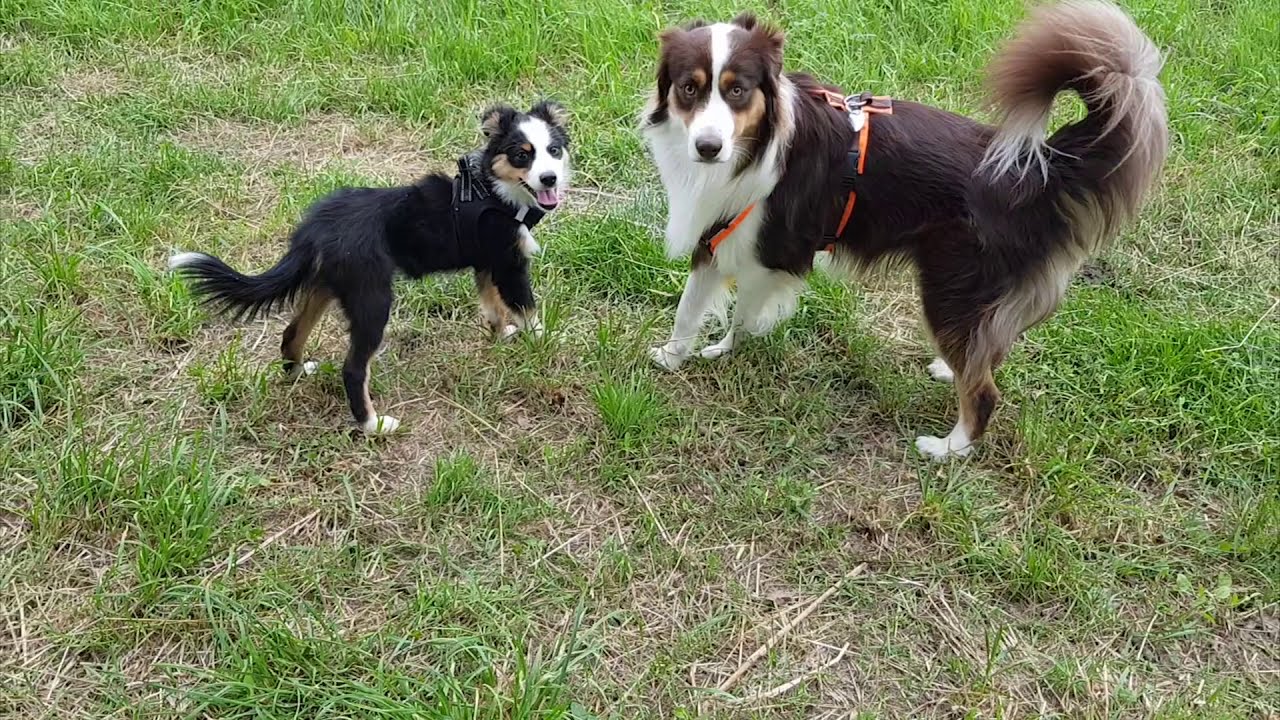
[536,189,560,208]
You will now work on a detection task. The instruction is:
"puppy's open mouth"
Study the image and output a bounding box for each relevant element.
[521,182,562,211]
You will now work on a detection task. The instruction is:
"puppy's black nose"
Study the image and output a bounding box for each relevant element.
[695,137,722,160]
[539,172,557,188]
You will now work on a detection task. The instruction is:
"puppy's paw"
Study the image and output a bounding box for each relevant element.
[650,343,686,372]
[927,358,955,383]
[914,434,973,461]
[283,360,320,382]
[498,324,520,341]
[359,415,401,435]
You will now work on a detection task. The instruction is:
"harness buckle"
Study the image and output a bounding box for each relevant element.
[839,150,860,189]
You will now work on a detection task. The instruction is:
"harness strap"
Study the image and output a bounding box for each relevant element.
[704,90,892,256]
[707,203,756,254]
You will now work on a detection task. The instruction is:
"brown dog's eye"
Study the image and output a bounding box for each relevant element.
[681,83,696,97]
[728,86,745,99]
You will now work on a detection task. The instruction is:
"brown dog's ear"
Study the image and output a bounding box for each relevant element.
[530,100,569,128]
[732,12,758,30]
[747,18,785,75]
[480,105,516,138]
[651,27,682,120]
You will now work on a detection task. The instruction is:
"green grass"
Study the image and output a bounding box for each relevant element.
[1,0,1278,717]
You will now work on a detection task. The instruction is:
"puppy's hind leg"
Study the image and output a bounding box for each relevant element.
[281,287,332,380]
[338,287,400,435]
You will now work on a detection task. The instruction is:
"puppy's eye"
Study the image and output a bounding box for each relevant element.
[681,83,697,97]
[728,86,745,99]
[512,151,530,164]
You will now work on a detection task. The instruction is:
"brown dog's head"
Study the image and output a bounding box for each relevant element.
[646,13,784,164]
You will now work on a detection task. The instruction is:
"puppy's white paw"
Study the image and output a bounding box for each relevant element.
[301,360,320,376]
[359,415,401,435]
[927,358,955,383]
[524,316,545,339]
[650,343,686,372]
[915,434,973,461]
[499,324,520,341]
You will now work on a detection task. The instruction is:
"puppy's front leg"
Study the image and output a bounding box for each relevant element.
[474,270,509,333]
[492,259,542,339]
[517,226,541,257]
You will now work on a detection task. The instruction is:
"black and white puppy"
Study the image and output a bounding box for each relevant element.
[169,101,571,434]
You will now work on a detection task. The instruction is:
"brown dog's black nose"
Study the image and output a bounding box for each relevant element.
[695,137,722,160]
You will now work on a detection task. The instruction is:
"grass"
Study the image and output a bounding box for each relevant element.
[1,0,1277,717]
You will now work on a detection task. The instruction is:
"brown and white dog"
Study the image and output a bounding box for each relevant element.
[641,1,1168,460]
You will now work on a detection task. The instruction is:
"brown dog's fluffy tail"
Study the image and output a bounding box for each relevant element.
[980,0,1168,247]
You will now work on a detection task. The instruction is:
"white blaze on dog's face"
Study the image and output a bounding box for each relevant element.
[482,101,571,211]
[653,15,784,165]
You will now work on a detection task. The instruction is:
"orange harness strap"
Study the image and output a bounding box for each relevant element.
[707,203,756,254]
[705,91,892,256]
[829,111,882,243]
[825,94,892,252]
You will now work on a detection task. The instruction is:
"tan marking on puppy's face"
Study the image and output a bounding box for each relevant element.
[491,154,529,183]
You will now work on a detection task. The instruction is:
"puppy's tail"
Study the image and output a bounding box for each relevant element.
[979,0,1168,249]
[168,246,314,322]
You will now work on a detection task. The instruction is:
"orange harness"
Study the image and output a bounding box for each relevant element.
[706,90,893,255]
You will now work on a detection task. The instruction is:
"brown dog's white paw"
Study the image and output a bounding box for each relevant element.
[915,434,973,461]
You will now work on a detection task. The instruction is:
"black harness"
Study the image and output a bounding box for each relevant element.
[451,151,546,245]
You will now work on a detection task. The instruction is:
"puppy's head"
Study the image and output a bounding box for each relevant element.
[648,13,784,165]
[481,101,571,211]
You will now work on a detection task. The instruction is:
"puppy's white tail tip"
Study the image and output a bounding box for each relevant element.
[167,251,207,271]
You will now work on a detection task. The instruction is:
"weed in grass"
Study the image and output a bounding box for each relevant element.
[190,335,268,405]
[30,431,241,595]
[590,375,667,450]
[0,300,84,430]
[426,451,483,507]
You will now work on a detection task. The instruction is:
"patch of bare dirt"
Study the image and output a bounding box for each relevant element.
[1,196,45,222]
[58,68,127,100]
[15,112,71,165]
[171,115,440,182]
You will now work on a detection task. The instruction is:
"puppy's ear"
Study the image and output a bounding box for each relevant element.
[480,105,516,138]
[530,100,569,128]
